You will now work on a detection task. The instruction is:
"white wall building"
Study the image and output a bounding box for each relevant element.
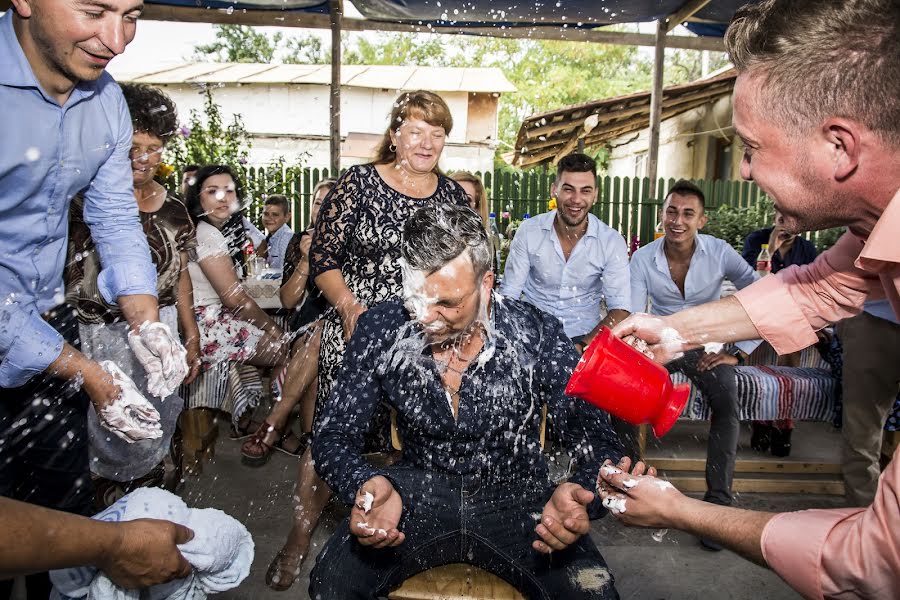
[108,62,516,173]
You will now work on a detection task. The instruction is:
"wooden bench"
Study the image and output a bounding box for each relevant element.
[388,564,524,600]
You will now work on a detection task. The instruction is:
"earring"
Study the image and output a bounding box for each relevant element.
[389,143,396,153]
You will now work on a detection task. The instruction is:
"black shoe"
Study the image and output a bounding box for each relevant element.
[750,423,772,452]
[770,428,793,458]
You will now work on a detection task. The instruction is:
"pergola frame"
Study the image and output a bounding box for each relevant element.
[0,0,726,184]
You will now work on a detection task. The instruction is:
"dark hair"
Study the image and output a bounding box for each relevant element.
[183,164,200,174]
[185,165,248,268]
[372,90,453,169]
[264,194,291,214]
[402,204,492,281]
[556,153,597,180]
[664,179,705,209]
[725,0,900,147]
[120,83,178,144]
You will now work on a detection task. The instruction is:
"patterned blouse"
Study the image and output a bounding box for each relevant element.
[309,163,468,305]
[66,193,195,324]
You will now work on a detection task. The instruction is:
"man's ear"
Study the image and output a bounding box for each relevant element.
[822,118,861,181]
[10,0,34,18]
[697,213,709,231]
[482,270,495,292]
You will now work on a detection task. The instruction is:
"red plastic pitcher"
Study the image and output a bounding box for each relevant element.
[566,327,690,438]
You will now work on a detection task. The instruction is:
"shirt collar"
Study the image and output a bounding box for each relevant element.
[653,233,707,271]
[858,188,900,267]
[0,11,99,104]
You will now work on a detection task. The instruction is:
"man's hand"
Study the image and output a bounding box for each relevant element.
[95,362,162,443]
[532,482,594,554]
[596,456,686,529]
[612,313,687,364]
[128,322,189,398]
[349,476,405,548]
[97,519,194,589]
[338,302,367,342]
[697,349,739,372]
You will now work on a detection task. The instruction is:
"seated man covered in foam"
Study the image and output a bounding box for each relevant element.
[310,203,624,599]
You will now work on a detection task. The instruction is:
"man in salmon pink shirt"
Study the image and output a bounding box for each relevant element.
[600,0,900,598]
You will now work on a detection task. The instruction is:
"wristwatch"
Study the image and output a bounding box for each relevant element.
[727,346,745,365]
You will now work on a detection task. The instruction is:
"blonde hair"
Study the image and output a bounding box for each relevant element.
[451,171,489,229]
[725,0,900,147]
[372,91,454,168]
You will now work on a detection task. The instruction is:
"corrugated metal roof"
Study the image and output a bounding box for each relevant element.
[107,62,517,93]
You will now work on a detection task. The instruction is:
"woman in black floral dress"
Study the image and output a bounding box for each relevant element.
[265,90,468,591]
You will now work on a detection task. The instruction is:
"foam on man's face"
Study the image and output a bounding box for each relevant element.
[402,253,482,343]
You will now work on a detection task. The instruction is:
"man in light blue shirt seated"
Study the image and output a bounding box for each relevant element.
[629,180,759,550]
[258,194,294,270]
[499,153,631,351]
[1,0,188,549]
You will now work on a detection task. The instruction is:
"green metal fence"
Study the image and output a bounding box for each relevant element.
[238,165,766,248]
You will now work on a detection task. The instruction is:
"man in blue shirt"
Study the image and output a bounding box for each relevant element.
[629,180,759,550]
[1,0,187,545]
[500,153,631,352]
[310,204,624,599]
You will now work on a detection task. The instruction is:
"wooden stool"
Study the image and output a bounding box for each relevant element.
[388,563,525,600]
[178,408,219,475]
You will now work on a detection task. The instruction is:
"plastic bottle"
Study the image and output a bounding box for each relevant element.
[243,239,256,278]
[653,221,665,240]
[756,243,772,277]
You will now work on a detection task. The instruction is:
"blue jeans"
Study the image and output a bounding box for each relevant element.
[309,465,619,600]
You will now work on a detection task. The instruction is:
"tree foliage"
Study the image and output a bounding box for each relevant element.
[194,25,282,63]
[194,26,731,162]
[166,87,252,189]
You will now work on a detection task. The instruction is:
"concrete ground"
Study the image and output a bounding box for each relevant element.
[177,420,846,600]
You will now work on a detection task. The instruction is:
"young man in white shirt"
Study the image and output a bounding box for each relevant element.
[629,180,759,550]
[500,153,631,351]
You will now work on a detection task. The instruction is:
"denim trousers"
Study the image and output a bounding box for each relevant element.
[309,465,620,600]
[667,348,739,506]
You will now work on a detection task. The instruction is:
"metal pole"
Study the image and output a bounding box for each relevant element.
[646,19,666,200]
[329,0,343,174]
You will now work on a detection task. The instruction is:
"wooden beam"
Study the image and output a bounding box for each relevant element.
[131,3,724,51]
[649,458,843,474]
[523,84,732,141]
[516,96,722,167]
[329,0,342,173]
[666,0,713,33]
[646,19,666,200]
[667,475,844,495]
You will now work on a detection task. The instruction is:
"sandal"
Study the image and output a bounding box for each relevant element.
[240,421,283,467]
[230,415,264,441]
[265,549,305,591]
[274,431,310,457]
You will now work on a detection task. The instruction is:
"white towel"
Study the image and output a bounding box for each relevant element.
[50,488,254,600]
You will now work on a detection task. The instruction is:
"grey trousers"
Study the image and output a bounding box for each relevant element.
[668,349,740,506]
[837,311,900,507]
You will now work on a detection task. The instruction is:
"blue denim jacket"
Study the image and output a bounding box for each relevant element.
[313,294,624,505]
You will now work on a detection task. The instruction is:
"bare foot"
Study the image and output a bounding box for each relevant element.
[265,538,310,591]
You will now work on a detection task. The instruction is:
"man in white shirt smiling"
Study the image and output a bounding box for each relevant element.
[629,179,759,550]
[499,153,631,352]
